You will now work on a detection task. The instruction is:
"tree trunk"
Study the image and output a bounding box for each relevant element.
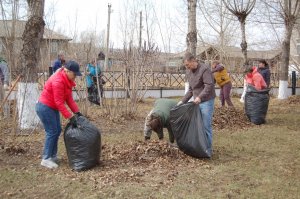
[17,0,45,131]
[186,0,197,56]
[185,0,197,94]
[278,25,293,99]
[239,18,248,66]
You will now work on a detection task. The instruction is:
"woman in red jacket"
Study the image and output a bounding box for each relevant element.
[245,66,267,90]
[36,60,82,169]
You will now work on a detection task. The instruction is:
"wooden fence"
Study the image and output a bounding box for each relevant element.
[35,71,300,90]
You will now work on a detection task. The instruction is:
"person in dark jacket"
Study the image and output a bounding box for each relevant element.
[52,52,65,73]
[36,61,82,169]
[177,52,216,154]
[257,59,271,88]
[144,98,177,143]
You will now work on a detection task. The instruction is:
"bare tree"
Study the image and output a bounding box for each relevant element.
[17,0,45,130]
[187,0,197,56]
[274,0,300,99]
[198,0,238,63]
[223,0,256,65]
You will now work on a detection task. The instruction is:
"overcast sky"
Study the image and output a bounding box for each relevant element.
[44,0,186,52]
[42,0,284,53]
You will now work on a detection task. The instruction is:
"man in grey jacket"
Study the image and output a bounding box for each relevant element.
[178,52,216,153]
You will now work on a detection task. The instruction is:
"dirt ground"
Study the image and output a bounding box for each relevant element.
[0,96,300,199]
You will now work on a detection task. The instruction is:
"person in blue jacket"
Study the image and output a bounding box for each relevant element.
[52,52,65,73]
[86,60,104,105]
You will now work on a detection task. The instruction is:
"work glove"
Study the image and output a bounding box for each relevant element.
[69,115,78,127]
[177,101,183,106]
[3,84,8,90]
[75,112,83,117]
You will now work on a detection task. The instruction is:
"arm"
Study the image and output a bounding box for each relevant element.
[265,70,271,87]
[181,85,193,103]
[253,76,266,90]
[66,88,79,114]
[52,79,73,119]
[211,64,224,73]
[198,68,215,100]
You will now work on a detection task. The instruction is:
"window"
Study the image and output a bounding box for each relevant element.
[167,61,177,67]
[50,41,58,53]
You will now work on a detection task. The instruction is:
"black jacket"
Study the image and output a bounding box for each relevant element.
[258,67,271,87]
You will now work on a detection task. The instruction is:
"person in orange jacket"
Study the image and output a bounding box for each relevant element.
[211,61,234,107]
[245,66,267,90]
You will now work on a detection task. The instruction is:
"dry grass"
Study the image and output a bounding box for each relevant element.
[0,97,300,199]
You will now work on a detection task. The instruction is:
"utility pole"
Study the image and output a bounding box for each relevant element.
[139,11,142,49]
[105,3,111,71]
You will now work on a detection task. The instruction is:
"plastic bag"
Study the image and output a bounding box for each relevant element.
[88,84,101,105]
[245,85,270,125]
[170,102,211,158]
[64,116,101,171]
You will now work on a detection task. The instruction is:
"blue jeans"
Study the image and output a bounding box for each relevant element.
[199,98,215,152]
[36,102,62,160]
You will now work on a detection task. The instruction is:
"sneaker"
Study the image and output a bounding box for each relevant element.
[41,159,58,169]
[169,142,179,148]
[50,157,60,164]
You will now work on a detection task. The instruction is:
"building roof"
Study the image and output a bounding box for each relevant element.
[172,45,281,60]
[0,20,71,41]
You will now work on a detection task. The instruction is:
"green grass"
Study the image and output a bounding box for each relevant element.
[0,97,299,199]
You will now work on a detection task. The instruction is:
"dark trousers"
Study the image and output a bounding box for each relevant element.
[220,82,234,107]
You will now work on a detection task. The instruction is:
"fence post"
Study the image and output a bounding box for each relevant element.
[292,71,296,95]
[160,87,163,98]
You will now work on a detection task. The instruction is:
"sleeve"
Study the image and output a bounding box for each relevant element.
[211,64,224,73]
[66,89,79,114]
[253,76,266,90]
[181,84,193,103]
[266,70,271,87]
[198,68,215,100]
[52,79,73,119]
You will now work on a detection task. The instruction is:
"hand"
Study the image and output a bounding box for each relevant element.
[177,101,183,106]
[194,97,201,105]
[69,115,77,127]
[3,84,8,90]
[75,112,83,117]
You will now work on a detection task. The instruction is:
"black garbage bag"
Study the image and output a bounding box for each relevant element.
[245,85,270,125]
[87,85,101,105]
[170,102,211,158]
[64,116,101,171]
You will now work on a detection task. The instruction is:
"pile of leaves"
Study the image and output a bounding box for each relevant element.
[64,141,207,189]
[212,107,253,130]
[287,95,300,105]
[101,140,204,168]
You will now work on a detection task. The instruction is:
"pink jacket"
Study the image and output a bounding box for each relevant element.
[245,66,267,90]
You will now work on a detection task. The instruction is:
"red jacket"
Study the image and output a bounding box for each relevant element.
[39,69,79,119]
[245,67,267,90]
